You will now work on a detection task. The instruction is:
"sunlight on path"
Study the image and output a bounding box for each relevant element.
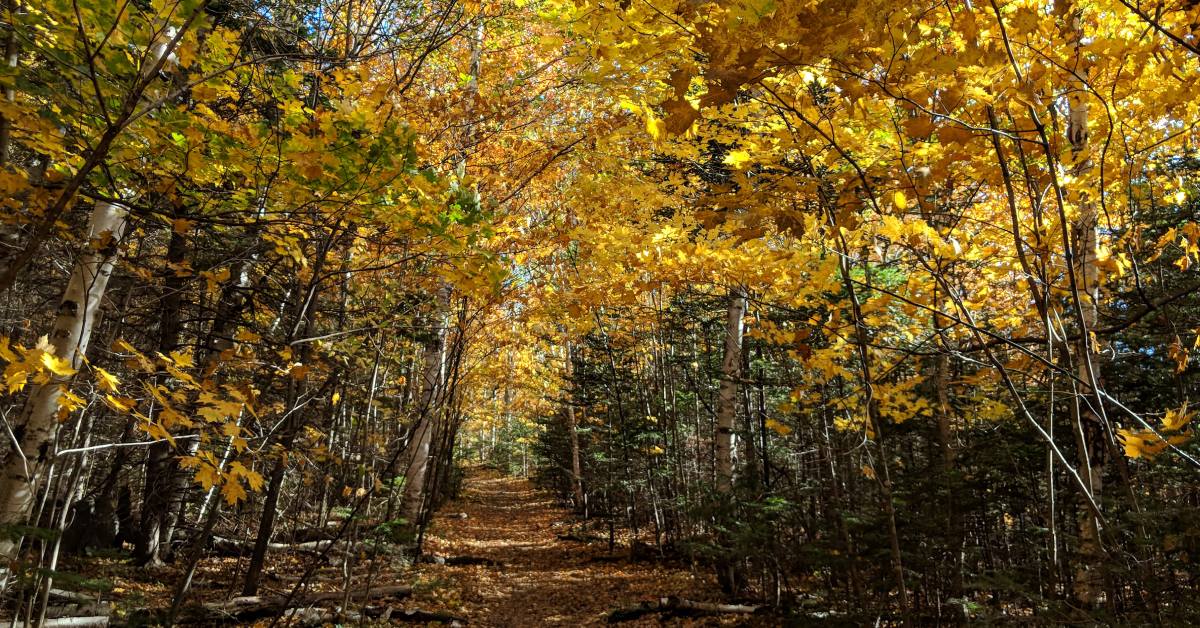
[410,469,739,627]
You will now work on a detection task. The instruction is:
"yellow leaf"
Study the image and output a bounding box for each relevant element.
[229,461,265,492]
[160,406,192,429]
[1119,428,1146,458]
[1118,427,1191,459]
[203,267,231,294]
[878,215,906,241]
[104,395,137,412]
[5,367,28,394]
[765,418,792,436]
[893,190,908,210]
[645,112,664,139]
[94,366,120,393]
[222,478,248,505]
[169,350,194,368]
[40,351,76,377]
[0,336,16,362]
[1162,406,1192,432]
[724,150,751,167]
[57,386,85,413]
[242,468,264,491]
[198,394,244,423]
[112,338,154,371]
[143,420,175,445]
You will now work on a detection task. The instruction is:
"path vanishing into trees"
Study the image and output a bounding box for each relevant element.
[409,469,762,627]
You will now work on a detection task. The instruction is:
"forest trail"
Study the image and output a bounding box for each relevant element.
[408,469,746,627]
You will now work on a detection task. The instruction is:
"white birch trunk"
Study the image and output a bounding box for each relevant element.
[0,201,129,571]
[715,289,745,494]
[1056,0,1105,607]
[566,342,585,507]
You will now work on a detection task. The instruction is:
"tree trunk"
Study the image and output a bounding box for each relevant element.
[566,341,585,508]
[713,288,745,595]
[1055,0,1106,608]
[738,340,759,491]
[398,284,451,526]
[242,231,338,596]
[0,201,129,578]
[136,216,189,566]
[0,0,19,166]
[932,298,964,596]
[715,289,745,494]
[241,455,288,595]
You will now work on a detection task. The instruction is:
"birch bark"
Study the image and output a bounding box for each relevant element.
[0,201,129,575]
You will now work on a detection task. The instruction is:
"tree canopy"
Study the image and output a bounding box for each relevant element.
[1,0,1199,623]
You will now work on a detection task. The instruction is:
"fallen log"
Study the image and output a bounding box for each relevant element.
[556,530,603,543]
[608,596,763,623]
[417,554,501,567]
[167,583,413,624]
[44,604,111,619]
[281,606,336,625]
[47,588,98,604]
[284,522,343,543]
[2,617,110,628]
[282,605,467,627]
[208,535,339,557]
[587,542,668,565]
[384,608,468,624]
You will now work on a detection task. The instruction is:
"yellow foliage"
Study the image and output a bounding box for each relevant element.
[1162,406,1193,432]
[93,366,120,393]
[765,418,792,436]
[1120,428,1193,460]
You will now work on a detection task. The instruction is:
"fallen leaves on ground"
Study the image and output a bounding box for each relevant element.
[410,468,762,627]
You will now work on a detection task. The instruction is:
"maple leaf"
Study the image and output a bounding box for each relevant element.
[93,366,120,392]
[1162,407,1193,432]
[104,395,137,413]
[221,479,248,506]
[0,336,16,363]
[40,351,76,377]
[229,461,265,493]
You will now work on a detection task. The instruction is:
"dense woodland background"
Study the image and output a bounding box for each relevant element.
[0,0,1199,624]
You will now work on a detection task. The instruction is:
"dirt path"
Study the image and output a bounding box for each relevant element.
[409,469,745,627]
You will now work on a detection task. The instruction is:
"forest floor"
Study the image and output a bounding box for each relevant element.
[41,469,764,626]
[407,468,761,627]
